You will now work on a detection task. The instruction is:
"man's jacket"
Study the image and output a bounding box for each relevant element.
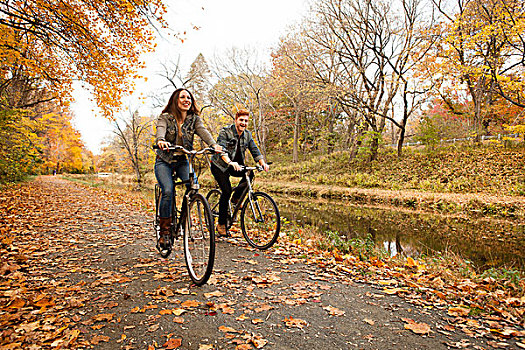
[211,124,263,172]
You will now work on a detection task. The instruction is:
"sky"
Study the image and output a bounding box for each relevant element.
[71,0,310,154]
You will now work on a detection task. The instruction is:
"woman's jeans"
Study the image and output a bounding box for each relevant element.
[210,163,253,225]
[155,156,190,218]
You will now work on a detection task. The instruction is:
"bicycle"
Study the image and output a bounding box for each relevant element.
[206,165,280,250]
[153,145,216,286]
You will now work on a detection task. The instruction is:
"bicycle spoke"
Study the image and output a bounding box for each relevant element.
[241,192,280,250]
[184,194,215,285]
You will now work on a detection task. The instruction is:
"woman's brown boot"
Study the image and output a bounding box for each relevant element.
[159,217,172,248]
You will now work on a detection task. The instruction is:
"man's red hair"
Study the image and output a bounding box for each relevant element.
[235,109,249,119]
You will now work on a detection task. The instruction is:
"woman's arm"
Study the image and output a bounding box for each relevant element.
[155,114,169,144]
[194,116,216,147]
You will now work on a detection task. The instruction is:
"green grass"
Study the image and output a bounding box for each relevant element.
[267,144,525,196]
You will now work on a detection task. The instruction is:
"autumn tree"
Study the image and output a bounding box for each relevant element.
[0,0,168,117]
[427,0,525,141]
[301,0,431,161]
[209,47,271,156]
[185,53,212,107]
[271,35,334,162]
[0,98,92,181]
[112,110,155,188]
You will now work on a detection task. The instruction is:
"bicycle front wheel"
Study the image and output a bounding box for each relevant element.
[183,193,215,286]
[241,192,280,250]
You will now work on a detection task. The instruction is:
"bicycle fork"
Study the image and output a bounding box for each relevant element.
[244,173,264,224]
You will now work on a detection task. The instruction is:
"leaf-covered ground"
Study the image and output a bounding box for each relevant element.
[1,176,524,349]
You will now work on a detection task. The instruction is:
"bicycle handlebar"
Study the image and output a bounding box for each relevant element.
[153,144,217,155]
[241,161,272,172]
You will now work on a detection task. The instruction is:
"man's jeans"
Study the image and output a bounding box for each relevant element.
[155,156,190,218]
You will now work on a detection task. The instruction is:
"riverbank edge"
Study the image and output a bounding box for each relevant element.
[252,178,525,223]
[59,173,525,223]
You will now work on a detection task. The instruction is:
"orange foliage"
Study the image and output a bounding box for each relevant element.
[0,0,168,117]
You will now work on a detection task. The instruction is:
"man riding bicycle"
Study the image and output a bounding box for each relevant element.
[210,109,269,237]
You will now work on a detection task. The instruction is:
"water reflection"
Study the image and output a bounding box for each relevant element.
[276,195,525,271]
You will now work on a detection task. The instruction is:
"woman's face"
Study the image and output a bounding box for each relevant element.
[177,90,192,112]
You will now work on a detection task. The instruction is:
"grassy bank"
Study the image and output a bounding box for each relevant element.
[259,144,525,221]
[267,144,525,195]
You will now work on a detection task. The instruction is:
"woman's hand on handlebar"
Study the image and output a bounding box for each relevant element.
[157,140,171,151]
[212,144,223,153]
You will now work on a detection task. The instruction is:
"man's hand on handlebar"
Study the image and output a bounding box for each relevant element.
[259,160,270,172]
[229,161,242,171]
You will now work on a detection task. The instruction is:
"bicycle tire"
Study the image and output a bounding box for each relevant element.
[155,185,172,258]
[183,193,215,286]
[206,189,221,219]
[240,191,280,250]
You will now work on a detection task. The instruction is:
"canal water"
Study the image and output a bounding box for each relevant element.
[276,194,525,272]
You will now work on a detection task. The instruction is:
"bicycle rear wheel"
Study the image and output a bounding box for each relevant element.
[206,189,221,219]
[241,191,280,250]
[183,193,215,285]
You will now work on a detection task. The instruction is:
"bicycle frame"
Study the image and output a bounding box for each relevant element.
[228,167,263,225]
[169,152,202,238]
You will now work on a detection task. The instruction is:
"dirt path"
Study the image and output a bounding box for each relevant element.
[0,176,522,349]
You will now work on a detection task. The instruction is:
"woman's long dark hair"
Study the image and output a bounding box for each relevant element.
[162,88,200,123]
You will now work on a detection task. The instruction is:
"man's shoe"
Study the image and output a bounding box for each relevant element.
[216,224,230,237]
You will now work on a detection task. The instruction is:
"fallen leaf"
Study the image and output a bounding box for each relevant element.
[218,325,239,333]
[383,287,408,295]
[7,297,25,309]
[251,337,268,348]
[363,318,375,325]
[92,313,114,322]
[323,305,345,316]
[448,306,470,317]
[172,308,186,316]
[283,316,308,328]
[236,314,249,321]
[163,338,182,349]
[403,318,431,335]
[204,290,225,298]
[406,257,417,267]
[91,335,110,345]
[181,300,201,308]
[254,304,273,313]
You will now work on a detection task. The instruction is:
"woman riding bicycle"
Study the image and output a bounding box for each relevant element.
[155,88,221,249]
[210,108,269,237]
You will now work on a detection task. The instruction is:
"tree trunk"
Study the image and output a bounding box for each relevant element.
[397,126,406,158]
[292,109,300,163]
[369,136,379,162]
